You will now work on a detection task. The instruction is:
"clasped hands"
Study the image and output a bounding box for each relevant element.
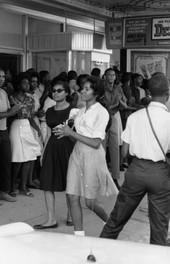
[52,122,72,138]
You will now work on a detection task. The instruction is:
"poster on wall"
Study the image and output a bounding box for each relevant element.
[105,18,123,49]
[124,17,151,47]
[152,17,170,40]
[133,53,168,79]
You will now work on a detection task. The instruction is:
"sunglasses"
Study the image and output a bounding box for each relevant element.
[53,89,65,93]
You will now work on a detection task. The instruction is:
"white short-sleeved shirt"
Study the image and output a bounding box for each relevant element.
[74,102,109,140]
[0,88,10,130]
[121,101,170,162]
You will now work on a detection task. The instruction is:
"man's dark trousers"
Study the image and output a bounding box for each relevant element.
[100,158,170,246]
[0,130,12,192]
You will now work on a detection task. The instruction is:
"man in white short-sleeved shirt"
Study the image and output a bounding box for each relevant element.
[100,72,170,246]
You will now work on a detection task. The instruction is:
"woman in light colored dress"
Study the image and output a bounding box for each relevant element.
[54,76,118,235]
[9,72,41,197]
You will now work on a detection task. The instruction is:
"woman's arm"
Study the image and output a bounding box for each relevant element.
[53,125,102,149]
[119,99,127,109]
[40,125,51,165]
[121,141,130,160]
[29,117,43,140]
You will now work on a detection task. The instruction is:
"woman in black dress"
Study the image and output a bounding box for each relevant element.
[34,79,74,229]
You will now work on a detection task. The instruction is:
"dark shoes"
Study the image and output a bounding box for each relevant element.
[119,165,125,171]
[120,163,129,171]
[34,222,58,230]
[66,220,74,226]
[122,163,129,169]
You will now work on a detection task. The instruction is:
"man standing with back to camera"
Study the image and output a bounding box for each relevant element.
[100,72,170,246]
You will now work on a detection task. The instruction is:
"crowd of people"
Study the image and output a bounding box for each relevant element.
[0,65,169,246]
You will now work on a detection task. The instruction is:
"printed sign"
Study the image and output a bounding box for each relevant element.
[105,18,123,49]
[152,17,170,40]
[124,18,150,47]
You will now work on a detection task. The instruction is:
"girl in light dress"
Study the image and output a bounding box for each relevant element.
[54,76,118,235]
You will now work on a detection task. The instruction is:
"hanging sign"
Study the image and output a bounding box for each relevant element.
[152,17,170,40]
[105,18,123,49]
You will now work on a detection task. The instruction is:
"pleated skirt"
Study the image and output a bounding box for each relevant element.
[66,141,118,199]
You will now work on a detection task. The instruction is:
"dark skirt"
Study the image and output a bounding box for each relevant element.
[40,134,74,192]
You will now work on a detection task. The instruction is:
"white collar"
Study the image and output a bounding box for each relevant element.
[149,101,168,111]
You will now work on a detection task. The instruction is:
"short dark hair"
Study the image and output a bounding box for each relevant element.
[148,72,169,96]
[30,71,39,83]
[51,78,71,96]
[104,67,115,76]
[85,76,105,101]
[68,70,77,81]
[39,70,49,83]
[14,72,30,91]
[91,68,101,77]
[132,73,143,82]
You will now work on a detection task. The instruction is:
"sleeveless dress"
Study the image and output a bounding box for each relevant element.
[40,105,74,192]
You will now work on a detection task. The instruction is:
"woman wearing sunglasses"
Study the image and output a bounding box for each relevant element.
[54,76,118,235]
[34,79,74,229]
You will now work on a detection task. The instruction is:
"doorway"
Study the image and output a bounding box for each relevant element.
[0,53,21,81]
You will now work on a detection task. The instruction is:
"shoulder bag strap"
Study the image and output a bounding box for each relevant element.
[145,107,166,160]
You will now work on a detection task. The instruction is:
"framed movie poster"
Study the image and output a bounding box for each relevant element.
[130,50,170,79]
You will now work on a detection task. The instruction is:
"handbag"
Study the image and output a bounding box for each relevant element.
[146,107,170,167]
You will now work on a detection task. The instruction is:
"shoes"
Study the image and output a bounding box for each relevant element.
[9,190,19,197]
[0,192,17,202]
[122,163,129,169]
[34,222,58,230]
[66,220,74,226]
[119,165,125,172]
[19,189,34,197]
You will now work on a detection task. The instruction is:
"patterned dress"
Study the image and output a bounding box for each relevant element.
[9,93,41,162]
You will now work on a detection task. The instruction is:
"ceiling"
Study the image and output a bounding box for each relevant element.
[2,0,170,20]
[79,0,170,17]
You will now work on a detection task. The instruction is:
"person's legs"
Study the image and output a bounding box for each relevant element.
[34,190,58,229]
[19,161,33,197]
[67,194,83,231]
[10,162,21,195]
[147,164,170,245]
[100,183,145,239]
[108,115,120,189]
[0,132,12,193]
[0,131,17,202]
[100,159,146,239]
[65,195,73,225]
[43,190,57,226]
[27,160,39,188]
[85,198,108,223]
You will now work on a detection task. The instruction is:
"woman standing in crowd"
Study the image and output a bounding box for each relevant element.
[54,76,118,235]
[9,72,41,197]
[34,79,74,229]
[28,71,43,188]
